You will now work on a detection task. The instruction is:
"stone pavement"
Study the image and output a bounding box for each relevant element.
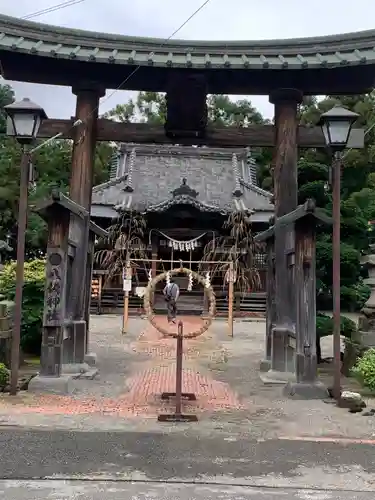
[0,480,373,499]
[0,314,374,440]
[1,429,375,492]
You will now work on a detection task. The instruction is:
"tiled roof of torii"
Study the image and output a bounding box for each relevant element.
[1,14,375,94]
[0,14,374,69]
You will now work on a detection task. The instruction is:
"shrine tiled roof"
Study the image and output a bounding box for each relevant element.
[1,14,375,71]
[91,144,273,220]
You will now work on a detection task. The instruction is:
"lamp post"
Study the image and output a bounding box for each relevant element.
[318,104,359,400]
[4,98,47,396]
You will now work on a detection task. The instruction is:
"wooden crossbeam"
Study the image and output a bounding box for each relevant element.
[37,119,364,148]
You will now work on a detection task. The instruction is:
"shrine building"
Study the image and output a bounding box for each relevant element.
[90,144,273,315]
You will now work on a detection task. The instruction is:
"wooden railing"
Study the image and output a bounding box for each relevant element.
[90,287,266,317]
[90,254,267,317]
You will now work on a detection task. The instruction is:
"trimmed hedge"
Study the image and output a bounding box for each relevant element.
[0,259,45,355]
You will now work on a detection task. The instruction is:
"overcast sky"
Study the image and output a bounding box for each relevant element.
[1,0,375,119]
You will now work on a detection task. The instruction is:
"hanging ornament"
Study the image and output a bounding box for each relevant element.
[205,271,211,289]
[187,271,193,292]
[166,270,171,286]
[156,231,207,253]
[148,269,152,283]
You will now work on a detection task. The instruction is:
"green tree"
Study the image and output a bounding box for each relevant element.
[0,82,113,258]
[0,83,15,133]
[258,93,374,311]
[206,95,267,126]
[104,91,267,127]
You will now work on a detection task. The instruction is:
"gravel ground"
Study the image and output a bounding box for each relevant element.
[0,315,374,440]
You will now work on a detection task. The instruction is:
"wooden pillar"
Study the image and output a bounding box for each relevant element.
[235,294,241,315]
[69,86,104,314]
[271,88,301,217]
[151,246,157,277]
[63,87,104,370]
[84,231,95,352]
[260,239,276,372]
[150,240,158,310]
[228,261,234,337]
[70,87,104,210]
[269,88,302,377]
[285,212,327,398]
[67,87,104,363]
[122,261,131,334]
[40,207,70,377]
[295,220,318,383]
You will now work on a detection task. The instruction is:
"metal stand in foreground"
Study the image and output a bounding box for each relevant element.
[158,321,198,423]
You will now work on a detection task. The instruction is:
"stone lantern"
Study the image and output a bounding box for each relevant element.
[358,244,375,348]
[0,240,12,271]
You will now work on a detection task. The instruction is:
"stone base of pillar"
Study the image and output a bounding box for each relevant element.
[84,352,97,366]
[259,370,296,385]
[63,320,87,364]
[62,362,90,374]
[40,342,62,377]
[283,381,328,399]
[28,374,73,394]
[60,320,99,377]
[259,359,271,372]
[61,363,98,380]
[271,325,296,373]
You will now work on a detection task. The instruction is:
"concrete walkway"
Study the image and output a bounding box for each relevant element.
[0,480,373,499]
[1,429,375,494]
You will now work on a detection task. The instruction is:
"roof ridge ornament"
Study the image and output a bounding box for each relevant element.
[123,147,136,192]
[171,178,199,198]
[231,153,243,197]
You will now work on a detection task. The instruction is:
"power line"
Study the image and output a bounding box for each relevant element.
[41,0,213,136]
[22,0,85,21]
[97,0,212,112]
[12,0,212,136]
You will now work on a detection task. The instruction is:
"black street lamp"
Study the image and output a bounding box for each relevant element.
[5,98,47,144]
[4,97,47,396]
[318,104,359,401]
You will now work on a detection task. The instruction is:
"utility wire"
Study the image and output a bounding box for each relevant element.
[84,0,213,123]
[22,0,85,21]
[16,0,212,136]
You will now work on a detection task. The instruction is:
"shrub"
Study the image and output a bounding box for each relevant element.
[316,313,356,340]
[340,282,371,311]
[352,349,375,391]
[0,259,45,355]
[316,313,357,364]
[0,362,9,386]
